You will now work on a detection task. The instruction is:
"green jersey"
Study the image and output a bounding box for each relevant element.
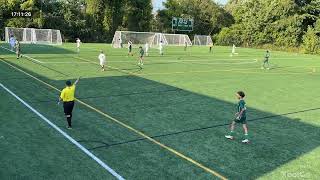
[139,48,144,57]
[237,99,246,118]
[15,42,20,51]
[265,52,270,61]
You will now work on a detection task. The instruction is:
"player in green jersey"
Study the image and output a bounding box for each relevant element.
[262,50,270,70]
[138,46,144,66]
[225,91,249,143]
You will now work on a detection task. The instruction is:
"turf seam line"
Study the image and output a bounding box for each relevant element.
[0,83,125,180]
[1,59,228,180]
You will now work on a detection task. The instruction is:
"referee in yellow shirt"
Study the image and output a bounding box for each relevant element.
[58,77,80,129]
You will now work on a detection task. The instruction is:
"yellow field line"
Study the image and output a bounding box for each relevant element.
[1,59,227,180]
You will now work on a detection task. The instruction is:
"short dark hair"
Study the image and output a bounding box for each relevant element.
[237,91,245,98]
[66,80,72,86]
[139,46,142,48]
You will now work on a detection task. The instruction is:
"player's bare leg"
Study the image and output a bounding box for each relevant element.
[242,124,249,143]
[225,121,236,140]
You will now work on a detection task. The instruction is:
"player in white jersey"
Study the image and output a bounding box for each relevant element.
[98,50,106,71]
[231,44,238,56]
[145,43,149,56]
[159,41,164,56]
[76,38,81,53]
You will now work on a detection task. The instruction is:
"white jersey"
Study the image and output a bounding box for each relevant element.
[159,42,163,50]
[98,53,106,65]
[232,44,236,53]
[145,43,149,51]
[76,39,81,48]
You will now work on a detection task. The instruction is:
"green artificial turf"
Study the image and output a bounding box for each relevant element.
[0,42,319,179]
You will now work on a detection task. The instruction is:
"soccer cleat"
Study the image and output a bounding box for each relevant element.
[242,139,250,143]
[67,126,72,129]
[267,68,270,70]
[225,135,234,140]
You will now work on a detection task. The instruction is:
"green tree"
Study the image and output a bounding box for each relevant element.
[156,0,233,35]
[302,26,320,54]
[219,0,319,49]
[125,0,153,31]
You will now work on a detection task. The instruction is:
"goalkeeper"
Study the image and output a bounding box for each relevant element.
[225,91,249,143]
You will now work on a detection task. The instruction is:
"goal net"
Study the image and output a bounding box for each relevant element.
[112,31,192,48]
[112,31,164,48]
[193,35,213,46]
[162,33,192,46]
[5,27,62,45]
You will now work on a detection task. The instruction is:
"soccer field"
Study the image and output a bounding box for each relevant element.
[0,42,320,179]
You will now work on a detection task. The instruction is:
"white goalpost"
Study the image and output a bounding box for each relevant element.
[112,31,192,48]
[5,27,63,45]
[162,33,192,46]
[193,35,213,46]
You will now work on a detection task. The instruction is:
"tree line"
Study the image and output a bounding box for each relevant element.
[0,0,319,54]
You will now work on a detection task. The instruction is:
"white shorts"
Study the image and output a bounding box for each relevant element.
[100,60,106,66]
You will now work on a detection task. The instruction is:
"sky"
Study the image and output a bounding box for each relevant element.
[152,0,229,12]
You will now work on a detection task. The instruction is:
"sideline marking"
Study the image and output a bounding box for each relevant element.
[0,83,124,180]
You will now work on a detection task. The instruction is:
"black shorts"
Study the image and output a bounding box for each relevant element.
[63,101,74,116]
[129,46,132,52]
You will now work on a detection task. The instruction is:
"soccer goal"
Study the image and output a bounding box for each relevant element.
[112,31,192,48]
[162,33,192,46]
[193,35,213,46]
[112,31,164,48]
[5,27,62,45]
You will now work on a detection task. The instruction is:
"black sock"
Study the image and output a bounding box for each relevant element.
[67,117,72,127]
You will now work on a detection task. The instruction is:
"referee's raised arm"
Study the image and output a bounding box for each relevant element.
[74,77,80,86]
[58,77,80,129]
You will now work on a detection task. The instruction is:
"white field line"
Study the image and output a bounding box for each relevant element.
[0,46,43,63]
[0,83,125,180]
[42,62,92,64]
[180,59,258,65]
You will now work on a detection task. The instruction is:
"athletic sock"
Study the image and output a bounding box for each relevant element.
[244,133,249,140]
[230,131,234,136]
[67,117,72,127]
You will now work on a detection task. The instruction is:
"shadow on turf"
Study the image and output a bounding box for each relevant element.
[3,60,320,179]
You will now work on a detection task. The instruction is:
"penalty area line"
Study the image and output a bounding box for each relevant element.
[0,83,124,180]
